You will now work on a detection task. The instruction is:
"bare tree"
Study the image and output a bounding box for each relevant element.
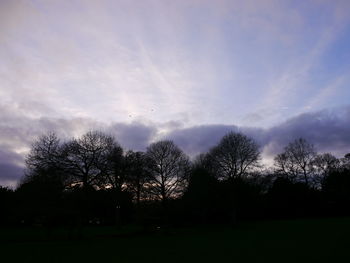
[26,132,62,172]
[145,140,190,204]
[192,153,214,172]
[62,131,118,189]
[274,152,299,180]
[124,151,149,205]
[103,145,125,191]
[24,132,66,186]
[340,153,350,170]
[313,153,339,174]
[274,138,316,185]
[208,132,260,180]
[311,153,339,187]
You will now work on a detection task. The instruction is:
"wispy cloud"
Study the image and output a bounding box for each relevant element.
[1,0,350,186]
[304,75,347,110]
[2,0,348,127]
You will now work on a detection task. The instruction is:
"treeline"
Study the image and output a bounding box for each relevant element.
[1,131,350,227]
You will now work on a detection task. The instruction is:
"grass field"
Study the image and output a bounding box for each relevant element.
[1,218,350,262]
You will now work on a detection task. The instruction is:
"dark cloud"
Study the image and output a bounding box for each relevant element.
[0,102,160,186]
[164,125,239,156]
[165,107,350,159]
[0,163,23,182]
[163,124,269,157]
[1,105,350,187]
[108,122,158,151]
[262,108,350,157]
[0,148,25,187]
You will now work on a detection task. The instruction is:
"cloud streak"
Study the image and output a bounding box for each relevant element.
[1,0,349,127]
[1,0,350,186]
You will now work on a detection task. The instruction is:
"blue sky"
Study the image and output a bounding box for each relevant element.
[1,0,350,186]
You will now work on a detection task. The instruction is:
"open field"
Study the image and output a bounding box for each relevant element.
[1,218,350,263]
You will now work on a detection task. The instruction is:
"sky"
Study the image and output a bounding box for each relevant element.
[1,0,350,187]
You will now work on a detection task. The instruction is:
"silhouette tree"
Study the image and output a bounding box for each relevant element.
[313,153,339,175]
[102,144,125,191]
[208,132,260,180]
[19,132,75,228]
[192,153,215,174]
[14,128,350,227]
[145,140,190,205]
[322,168,350,215]
[267,177,319,218]
[100,145,139,226]
[274,138,316,185]
[62,131,118,189]
[23,132,68,194]
[0,186,15,225]
[312,153,339,187]
[340,153,350,170]
[183,165,219,223]
[17,166,66,225]
[26,132,61,169]
[124,151,149,205]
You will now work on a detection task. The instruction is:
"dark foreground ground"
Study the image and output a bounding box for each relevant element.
[1,217,350,263]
